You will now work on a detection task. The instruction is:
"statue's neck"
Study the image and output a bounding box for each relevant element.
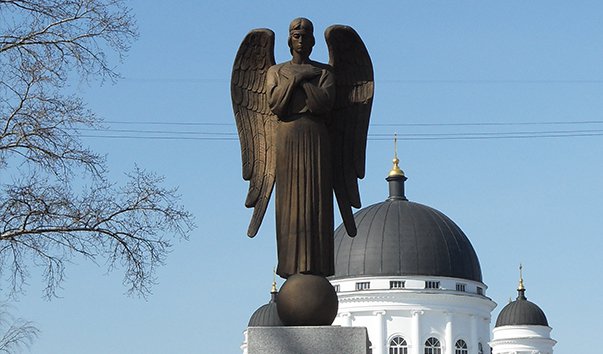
[291,53,311,64]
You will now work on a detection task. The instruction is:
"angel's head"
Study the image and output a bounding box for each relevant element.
[288,17,315,57]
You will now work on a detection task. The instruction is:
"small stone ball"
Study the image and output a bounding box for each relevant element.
[276,274,338,326]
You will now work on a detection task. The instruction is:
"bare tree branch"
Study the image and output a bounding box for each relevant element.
[0,169,194,298]
[0,304,38,353]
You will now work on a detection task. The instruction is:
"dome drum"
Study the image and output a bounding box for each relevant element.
[330,275,488,297]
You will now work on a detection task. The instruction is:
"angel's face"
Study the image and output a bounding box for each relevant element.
[289,30,314,57]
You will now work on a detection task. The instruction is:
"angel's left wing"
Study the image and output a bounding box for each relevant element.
[325,25,374,237]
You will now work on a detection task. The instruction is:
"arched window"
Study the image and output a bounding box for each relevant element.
[424,337,441,354]
[455,339,468,354]
[478,343,484,354]
[389,336,408,354]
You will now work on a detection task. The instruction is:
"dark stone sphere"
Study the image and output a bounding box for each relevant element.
[276,274,338,326]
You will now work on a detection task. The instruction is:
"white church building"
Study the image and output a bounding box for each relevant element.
[243,155,556,354]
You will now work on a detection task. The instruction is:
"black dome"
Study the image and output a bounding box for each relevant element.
[496,289,548,327]
[248,292,283,327]
[332,175,482,282]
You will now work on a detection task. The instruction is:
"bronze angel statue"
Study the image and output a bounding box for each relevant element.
[231,18,373,279]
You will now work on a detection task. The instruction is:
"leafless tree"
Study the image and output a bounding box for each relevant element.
[0,304,38,353]
[0,0,195,299]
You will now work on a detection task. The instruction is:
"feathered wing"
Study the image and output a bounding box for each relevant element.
[231,29,277,237]
[325,25,374,237]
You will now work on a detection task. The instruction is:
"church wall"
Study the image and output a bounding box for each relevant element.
[332,276,496,354]
[490,325,556,354]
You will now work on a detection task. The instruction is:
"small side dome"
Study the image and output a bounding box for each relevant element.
[248,284,283,327]
[248,302,282,327]
[496,271,549,327]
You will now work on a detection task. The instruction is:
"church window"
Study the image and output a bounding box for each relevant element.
[333,284,340,292]
[456,283,466,292]
[355,282,370,290]
[390,281,405,289]
[424,337,441,354]
[478,343,484,354]
[455,339,468,354]
[389,336,408,354]
[425,281,440,289]
[477,287,484,295]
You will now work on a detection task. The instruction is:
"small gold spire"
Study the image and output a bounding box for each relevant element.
[518,263,525,291]
[388,133,405,177]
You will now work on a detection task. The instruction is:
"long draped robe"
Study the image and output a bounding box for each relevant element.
[266,61,336,278]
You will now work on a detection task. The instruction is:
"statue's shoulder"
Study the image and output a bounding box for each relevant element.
[270,62,288,70]
[267,62,287,75]
[310,60,333,72]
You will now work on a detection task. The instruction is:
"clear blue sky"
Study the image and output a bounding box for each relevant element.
[13,1,603,353]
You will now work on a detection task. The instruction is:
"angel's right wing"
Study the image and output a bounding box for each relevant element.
[231,29,277,237]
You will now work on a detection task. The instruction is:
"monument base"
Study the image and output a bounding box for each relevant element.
[247,326,371,354]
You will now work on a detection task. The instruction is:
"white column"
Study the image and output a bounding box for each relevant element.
[470,315,478,353]
[483,316,492,353]
[240,330,248,354]
[411,310,424,354]
[340,312,353,327]
[445,313,453,354]
[373,311,386,354]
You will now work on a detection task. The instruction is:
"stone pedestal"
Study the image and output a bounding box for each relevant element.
[247,326,371,354]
